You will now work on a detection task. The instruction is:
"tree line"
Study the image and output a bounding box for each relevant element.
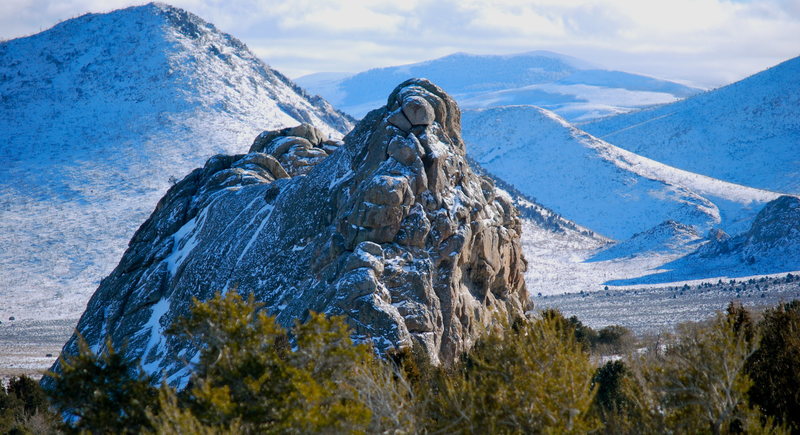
[2,292,799,434]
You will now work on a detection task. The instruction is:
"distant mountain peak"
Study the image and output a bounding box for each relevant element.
[428,50,597,69]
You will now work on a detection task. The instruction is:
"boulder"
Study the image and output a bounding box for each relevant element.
[402,96,436,126]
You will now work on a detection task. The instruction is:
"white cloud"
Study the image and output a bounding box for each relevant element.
[1,0,798,86]
[279,2,406,33]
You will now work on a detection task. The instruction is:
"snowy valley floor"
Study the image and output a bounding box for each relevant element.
[538,280,800,335]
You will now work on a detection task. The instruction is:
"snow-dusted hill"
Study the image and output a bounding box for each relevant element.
[461,105,781,240]
[587,220,704,263]
[606,196,800,285]
[0,3,353,320]
[583,56,800,194]
[296,51,701,122]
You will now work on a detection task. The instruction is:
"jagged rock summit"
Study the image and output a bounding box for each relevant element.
[57,79,530,381]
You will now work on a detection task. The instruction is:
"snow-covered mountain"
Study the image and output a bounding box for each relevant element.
[461,105,781,240]
[296,51,701,122]
[0,3,353,320]
[583,56,800,194]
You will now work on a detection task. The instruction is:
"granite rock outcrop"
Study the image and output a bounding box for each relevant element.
[54,79,530,382]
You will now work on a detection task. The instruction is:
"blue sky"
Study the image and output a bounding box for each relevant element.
[1,0,798,87]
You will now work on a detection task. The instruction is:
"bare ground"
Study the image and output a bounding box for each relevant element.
[0,318,76,380]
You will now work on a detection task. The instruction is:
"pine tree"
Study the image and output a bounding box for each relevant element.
[45,336,158,434]
[746,300,800,430]
[0,375,59,433]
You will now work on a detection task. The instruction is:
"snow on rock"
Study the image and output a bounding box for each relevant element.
[52,79,530,380]
[583,56,800,194]
[295,51,701,122]
[0,3,353,320]
[461,105,782,241]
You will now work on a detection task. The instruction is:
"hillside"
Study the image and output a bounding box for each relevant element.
[583,56,800,194]
[606,195,800,285]
[296,51,701,121]
[0,3,353,320]
[461,105,780,240]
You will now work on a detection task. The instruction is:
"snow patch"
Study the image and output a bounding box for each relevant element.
[140,297,171,373]
[164,208,208,277]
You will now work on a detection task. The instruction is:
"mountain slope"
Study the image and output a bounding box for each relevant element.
[461,105,781,240]
[0,3,353,320]
[296,51,701,121]
[583,56,800,194]
[53,79,529,380]
[606,196,800,285]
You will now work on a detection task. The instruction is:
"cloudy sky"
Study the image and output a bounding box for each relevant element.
[1,0,798,87]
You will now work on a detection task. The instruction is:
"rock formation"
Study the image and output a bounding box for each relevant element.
[54,79,530,382]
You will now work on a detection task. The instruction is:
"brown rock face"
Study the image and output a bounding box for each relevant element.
[401,96,436,126]
[54,78,530,381]
[320,78,530,363]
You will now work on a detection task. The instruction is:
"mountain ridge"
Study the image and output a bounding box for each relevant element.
[461,105,780,240]
[583,55,800,194]
[0,3,352,320]
[296,51,702,121]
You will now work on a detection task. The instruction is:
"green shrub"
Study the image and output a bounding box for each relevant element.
[542,308,598,351]
[592,360,629,414]
[167,290,415,434]
[620,314,783,434]
[0,375,59,434]
[43,293,799,434]
[593,325,636,355]
[421,313,600,433]
[726,301,756,344]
